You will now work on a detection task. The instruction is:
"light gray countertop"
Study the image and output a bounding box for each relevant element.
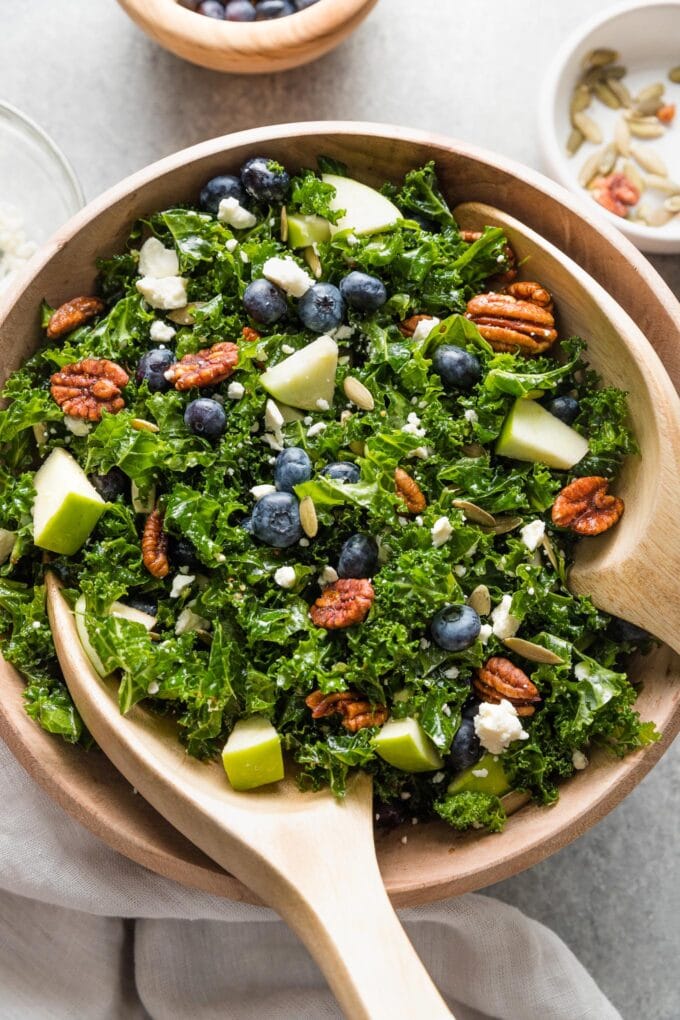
[1,2,678,1018]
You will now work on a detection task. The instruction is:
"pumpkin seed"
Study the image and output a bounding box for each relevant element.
[664,195,680,214]
[303,245,322,279]
[502,637,565,664]
[451,499,496,528]
[623,160,644,193]
[597,143,617,175]
[614,117,630,155]
[566,127,585,156]
[486,514,523,536]
[343,375,375,411]
[468,584,491,616]
[541,533,559,572]
[582,47,619,70]
[582,63,626,87]
[280,205,288,243]
[630,144,668,176]
[299,496,318,538]
[670,66,680,84]
[635,82,665,104]
[633,96,663,117]
[572,111,603,144]
[578,148,605,187]
[167,301,207,325]
[606,77,632,107]
[570,84,592,119]
[131,418,160,433]
[349,440,365,456]
[642,204,674,227]
[460,442,485,458]
[644,174,680,195]
[629,120,665,139]
[593,80,621,109]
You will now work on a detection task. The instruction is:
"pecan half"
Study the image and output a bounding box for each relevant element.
[474,656,541,717]
[164,341,239,391]
[50,358,129,421]
[398,314,432,338]
[395,467,426,514]
[305,690,389,733]
[142,508,169,579]
[551,476,624,536]
[309,578,375,629]
[241,326,261,343]
[590,173,640,218]
[46,296,105,340]
[465,283,558,354]
[460,231,517,289]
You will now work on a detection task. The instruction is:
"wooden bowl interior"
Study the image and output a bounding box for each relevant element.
[1,124,679,905]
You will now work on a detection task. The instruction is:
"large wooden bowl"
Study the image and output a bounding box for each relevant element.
[116,0,379,74]
[1,123,679,906]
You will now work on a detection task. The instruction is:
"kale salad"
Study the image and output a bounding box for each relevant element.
[0,157,657,834]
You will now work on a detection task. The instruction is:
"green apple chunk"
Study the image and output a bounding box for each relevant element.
[321,173,401,236]
[222,717,285,791]
[75,595,157,677]
[259,335,338,411]
[373,717,443,772]
[33,448,106,555]
[447,753,511,797]
[0,528,15,565]
[287,212,331,249]
[496,397,589,470]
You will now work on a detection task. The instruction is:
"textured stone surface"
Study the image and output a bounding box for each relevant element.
[0,2,678,1017]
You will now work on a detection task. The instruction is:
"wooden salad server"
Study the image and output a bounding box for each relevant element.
[455,202,680,655]
[45,573,453,1020]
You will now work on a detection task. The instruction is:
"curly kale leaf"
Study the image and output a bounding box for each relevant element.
[289,170,344,224]
[391,160,455,227]
[434,791,507,832]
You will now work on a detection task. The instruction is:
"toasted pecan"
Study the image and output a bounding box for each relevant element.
[164,341,239,391]
[474,656,541,717]
[241,326,261,343]
[465,283,558,354]
[395,467,426,514]
[142,508,169,579]
[551,476,624,536]
[305,689,388,732]
[309,578,375,629]
[46,296,105,340]
[398,314,432,338]
[50,358,129,421]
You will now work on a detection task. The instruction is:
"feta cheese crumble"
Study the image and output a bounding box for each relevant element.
[479,624,493,645]
[227,381,245,400]
[491,594,521,639]
[318,565,339,588]
[281,343,295,355]
[136,275,188,310]
[463,408,478,425]
[175,606,210,636]
[431,516,453,548]
[315,398,330,411]
[520,519,546,552]
[474,699,529,755]
[138,236,179,278]
[572,750,589,770]
[411,316,440,342]
[262,255,313,298]
[169,574,195,599]
[63,415,92,437]
[274,566,297,589]
[443,666,460,679]
[306,422,327,438]
[149,319,176,343]
[217,197,257,230]
[401,412,426,438]
[225,238,238,253]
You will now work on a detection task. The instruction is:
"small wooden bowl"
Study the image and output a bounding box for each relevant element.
[116,0,378,74]
[1,123,679,905]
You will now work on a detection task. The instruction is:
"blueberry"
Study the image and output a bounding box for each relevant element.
[136,349,175,393]
[337,533,379,579]
[255,0,294,14]
[294,0,320,7]
[298,283,345,333]
[126,595,158,617]
[240,156,290,203]
[243,278,287,324]
[432,345,481,391]
[448,717,482,773]
[547,395,580,425]
[321,461,360,484]
[169,536,201,572]
[251,491,302,548]
[184,398,226,442]
[339,271,387,313]
[224,0,256,18]
[241,515,254,534]
[375,800,409,829]
[88,467,128,502]
[274,447,312,492]
[461,698,481,720]
[611,617,651,643]
[199,173,248,214]
[197,0,225,16]
[431,604,481,651]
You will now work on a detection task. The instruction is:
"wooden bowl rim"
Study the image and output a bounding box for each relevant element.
[1,121,679,906]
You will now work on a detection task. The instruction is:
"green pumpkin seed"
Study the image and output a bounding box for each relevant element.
[570,84,592,119]
[451,499,496,528]
[502,637,565,664]
[597,143,617,175]
[468,584,491,616]
[629,121,665,139]
[606,77,632,107]
[578,148,605,187]
[486,515,523,536]
[541,534,559,572]
[303,245,322,279]
[167,301,207,325]
[582,63,626,87]
[582,47,619,70]
[280,206,288,243]
[573,111,603,144]
[670,66,680,84]
[623,160,644,193]
[343,376,375,411]
[614,117,631,155]
[663,195,680,214]
[630,144,668,176]
[635,82,665,104]
[567,128,585,156]
[633,95,664,117]
[593,80,621,109]
[299,496,318,538]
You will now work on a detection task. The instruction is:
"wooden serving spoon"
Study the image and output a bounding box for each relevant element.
[455,202,680,655]
[45,573,453,1020]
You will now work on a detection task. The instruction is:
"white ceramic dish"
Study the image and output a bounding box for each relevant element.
[539,0,680,254]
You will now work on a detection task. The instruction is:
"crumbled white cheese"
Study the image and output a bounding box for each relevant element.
[315,398,330,411]
[414,515,424,527]
[264,399,284,433]
[318,565,339,588]
[332,324,355,341]
[472,768,489,779]
[401,412,426,438]
[574,662,590,681]
[431,771,446,784]
[149,319,176,343]
[262,432,284,452]
[338,355,351,366]
[240,250,250,264]
[136,275,188,310]
[572,749,589,770]
[412,316,440,342]
[281,343,295,355]
[175,606,210,636]
[274,566,297,589]
[262,255,313,298]
[397,516,409,527]
[138,236,179,278]
[407,446,432,460]
[306,422,327,437]
[217,196,257,229]
[225,238,238,253]
[147,681,160,695]
[463,408,478,425]
[479,624,493,644]
[169,574,195,599]
[431,516,453,548]
[443,666,460,679]
[227,381,245,400]
[474,699,529,755]
[250,483,276,500]
[520,519,546,552]
[491,594,521,639]
[454,564,466,577]
[63,415,92,437]
[419,637,431,650]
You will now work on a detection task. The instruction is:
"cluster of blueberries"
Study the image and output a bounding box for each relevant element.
[180,0,319,22]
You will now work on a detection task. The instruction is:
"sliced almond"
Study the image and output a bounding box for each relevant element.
[451,499,496,528]
[299,496,318,538]
[131,418,160,433]
[343,376,375,411]
[503,637,565,664]
[630,144,668,176]
[572,111,602,144]
[468,584,491,616]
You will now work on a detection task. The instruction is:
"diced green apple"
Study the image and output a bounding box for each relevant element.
[259,335,338,411]
[33,448,106,555]
[287,213,331,249]
[0,528,15,565]
[321,173,401,236]
[373,717,443,772]
[496,397,589,470]
[75,595,157,677]
[222,717,285,791]
[447,752,511,797]
[110,602,157,630]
